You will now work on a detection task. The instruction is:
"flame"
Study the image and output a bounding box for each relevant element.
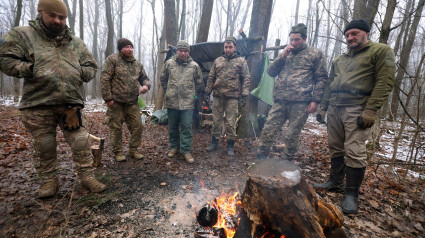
[212,191,241,238]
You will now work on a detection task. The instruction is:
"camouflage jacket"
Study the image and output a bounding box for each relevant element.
[100,52,150,104]
[320,41,395,111]
[160,55,203,110]
[0,16,97,109]
[268,44,327,103]
[205,53,250,98]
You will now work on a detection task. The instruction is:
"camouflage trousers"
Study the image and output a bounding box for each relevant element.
[21,106,94,182]
[105,102,143,155]
[327,105,369,168]
[258,101,309,158]
[211,97,239,140]
[167,109,193,154]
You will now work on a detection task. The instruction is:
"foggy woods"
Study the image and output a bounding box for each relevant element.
[0,0,424,237]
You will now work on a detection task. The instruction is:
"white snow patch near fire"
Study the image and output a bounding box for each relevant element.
[281,169,301,184]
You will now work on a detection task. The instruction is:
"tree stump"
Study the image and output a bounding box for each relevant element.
[234,159,346,238]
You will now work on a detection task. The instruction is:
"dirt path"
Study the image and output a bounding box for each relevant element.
[0,104,424,237]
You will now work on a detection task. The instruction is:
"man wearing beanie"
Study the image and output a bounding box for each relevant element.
[0,0,106,198]
[204,36,250,156]
[256,23,328,161]
[100,38,150,162]
[160,40,203,163]
[314,19,395,214]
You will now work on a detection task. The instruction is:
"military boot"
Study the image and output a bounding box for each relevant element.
[167,148,179,158]
[79,170,107,193]
[38,178,59,198]
[115,152,126,162]
[314,156,345,192]
[206,136,219,152]
[183,153,195,163]
[129,149,144,160]
[341,166,366,214]
[227,139,235,156]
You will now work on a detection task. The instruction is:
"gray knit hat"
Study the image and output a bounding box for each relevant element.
[117,38,133,52]
[176,40,190,51]
[224,36,237,44]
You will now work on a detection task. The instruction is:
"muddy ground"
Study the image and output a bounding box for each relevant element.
[0,104,424,238]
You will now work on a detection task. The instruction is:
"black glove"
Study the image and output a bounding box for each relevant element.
[316,108,326,124]
[239,95,247,108]
[63,106,83,131]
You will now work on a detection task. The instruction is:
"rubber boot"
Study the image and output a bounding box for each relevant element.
[206,136,219,152]
[129,149,144,160]
[341,166,366,214]
[314,156,345,192]
[79,169,107,193]
[38,177,59,198]
[227,139,235,156]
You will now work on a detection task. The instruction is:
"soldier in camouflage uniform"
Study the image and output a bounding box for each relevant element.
[160,40,203,163]
[314,20,395,214]
[256,23,328,161]
[204,36,250,156]
[100,38,150,162]
[0,0,106,198]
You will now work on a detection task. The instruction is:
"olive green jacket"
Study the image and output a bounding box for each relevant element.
[321,41,395,111]
[160,55,203,110]
[0,17,97,109]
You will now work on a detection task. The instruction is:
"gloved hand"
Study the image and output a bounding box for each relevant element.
[202,93,210,103]
[357,109,376,129]
[316,107,326,124]
[63,106,83,131]
[239,95,247,108]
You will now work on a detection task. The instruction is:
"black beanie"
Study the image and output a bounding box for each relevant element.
[117,38,133,52]
[290,23,307,37]
[344,19,370,34]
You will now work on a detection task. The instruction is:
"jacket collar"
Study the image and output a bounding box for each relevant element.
[119,52,136,62]
[30,15,72,43]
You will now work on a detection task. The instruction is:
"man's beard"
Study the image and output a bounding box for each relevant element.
[46,24,64,34]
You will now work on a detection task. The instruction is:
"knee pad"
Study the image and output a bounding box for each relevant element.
[35,135,56,155]
[73,133,90,150]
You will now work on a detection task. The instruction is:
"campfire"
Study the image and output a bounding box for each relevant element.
[196,159,346,238]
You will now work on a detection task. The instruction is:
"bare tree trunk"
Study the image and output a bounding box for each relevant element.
[91,0,100,99]
[179,0,186,40]
[64,0,77,34]
[196,0,214,43]
[379,0,397,44]
[238,0,273,138]
[118,0,123,39]
[390,0,425,120]
[239,0,253,32]
[295,0,301,24]
[312,1,321,48]
[105,0,115,58]
[352,0,380,27]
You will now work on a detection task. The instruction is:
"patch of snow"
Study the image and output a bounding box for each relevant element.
[281,169,301,184]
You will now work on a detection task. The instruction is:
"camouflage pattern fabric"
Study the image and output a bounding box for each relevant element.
[100,52,150,104]
[211,97,239,140]
[205,53,250,99]
[104,102,143,154]
[268,45,327,103]
[160,55,203,110]
[21,106,94,181]
[258,102,309,158]
[320,41,395,111]
[0,16,98,109]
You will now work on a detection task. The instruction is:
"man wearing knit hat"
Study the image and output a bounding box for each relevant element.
[256,23,328,161]
[314,19,395,214]
[204,36,250,156]
[101,38,150,162]
[160,40,204,163]
[0,0,106,198]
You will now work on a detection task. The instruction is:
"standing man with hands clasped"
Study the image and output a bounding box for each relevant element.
[101,38,150,162]
[0,0,106,198]
[204,36,250,156]
[314,20,395,214]
[256,23,328,161]
[160,41,204,164]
